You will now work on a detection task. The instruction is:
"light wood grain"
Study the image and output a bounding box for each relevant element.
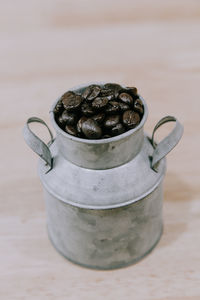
[0,1,200,299]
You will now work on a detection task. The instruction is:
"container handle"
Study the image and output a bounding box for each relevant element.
[23,117,54,173]
[151,116,183,172]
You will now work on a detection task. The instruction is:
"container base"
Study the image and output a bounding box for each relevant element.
[47,225,163,270]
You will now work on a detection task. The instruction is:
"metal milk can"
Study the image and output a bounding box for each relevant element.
[23,83,183,269]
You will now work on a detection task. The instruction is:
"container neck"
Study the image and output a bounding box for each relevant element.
[55,127,144,170]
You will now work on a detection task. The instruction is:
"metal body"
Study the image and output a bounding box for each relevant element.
[41,137,164,269]
[23,83,183,269]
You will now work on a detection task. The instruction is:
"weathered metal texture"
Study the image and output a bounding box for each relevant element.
[23,82,183,269]
[44,185,163,270]
[38,137,165,209]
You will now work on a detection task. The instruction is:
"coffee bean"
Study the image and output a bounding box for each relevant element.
[65,124,78,136]
[62,94,83,112]
[82,87,91,99]
[92,97,108,110]
[105,101,120,114]
[118,93,133,106]
[104,83,121,89]
[55,83,144,140]
[104,115,120,128]
[134,98,144,115]
[82,85,101,101]
[58,115,65,126]
[100,88,115,100]
[104,83,122,98]
[118,102,130,112]
[123,110,140,128]
[110,123,125,136]
[61,91,75,101]
[126,87,138,96]
[106,94,115,101]
[61,110,78,125]
[77,116,88,133]
[82,118,102,139]
[81,102,96,116]
[92,113,105,123]
[87,85,101,101]
[54,99,63,115]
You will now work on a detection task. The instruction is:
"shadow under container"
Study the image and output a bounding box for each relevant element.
[24,83,183,269]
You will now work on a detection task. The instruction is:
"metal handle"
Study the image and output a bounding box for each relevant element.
[23,117,54,173]
[151,116,184,172]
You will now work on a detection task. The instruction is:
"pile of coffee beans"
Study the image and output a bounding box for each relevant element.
[53,83,144,139]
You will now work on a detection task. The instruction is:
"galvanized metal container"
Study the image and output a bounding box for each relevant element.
[23,83,183,269]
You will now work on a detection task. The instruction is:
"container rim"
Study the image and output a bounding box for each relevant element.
[50,82,148,144]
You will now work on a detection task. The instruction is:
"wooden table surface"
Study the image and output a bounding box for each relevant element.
[1,1,200,299]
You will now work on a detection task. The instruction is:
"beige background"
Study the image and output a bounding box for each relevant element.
[0,1,200,299]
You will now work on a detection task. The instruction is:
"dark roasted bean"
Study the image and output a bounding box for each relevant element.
[105,101,120,114]
[61,91,75,101]
[92,113,105,123]
[82,87,91,99]
[107,94,115,101]
[61,91,75,110]
[118,93,134,106]
[100,88,112,96]
[123,110,140,128]
[82,85,101,101]
[104,115,120,128]
[82,118,102,139]
[55,83,143,139]
[61,110,77,125]
[104,83,121,90]
[65,124,78,136]
[110,123,125,136]
[77,116,88,133]
[62,94,83,112]
[119,102,130,112]
[58,115,65,126]
[81,102,96,116]
[134,98,144,115]
[54,99,63,115]
[100,88,115,100]
[104,83,122,98]
[92,97,108,110]
[87,85,101,100]
[126,86,138,96]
